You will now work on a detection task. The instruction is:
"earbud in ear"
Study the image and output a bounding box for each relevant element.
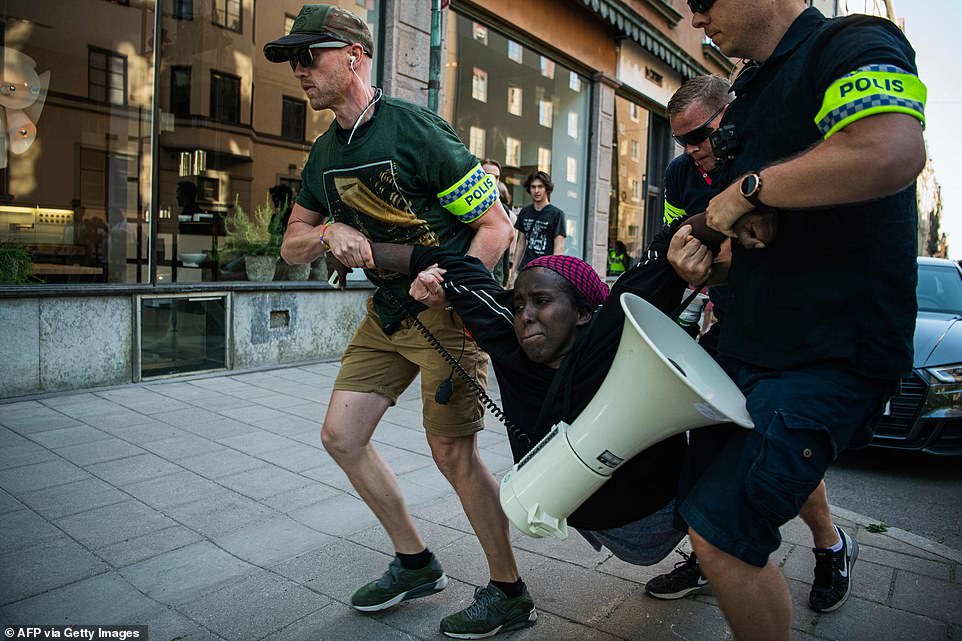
[349,55,357,66]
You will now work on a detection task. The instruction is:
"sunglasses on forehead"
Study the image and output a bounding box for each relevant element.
[289,41,349,72]
[687,0,716,14]
[672,104,725,148]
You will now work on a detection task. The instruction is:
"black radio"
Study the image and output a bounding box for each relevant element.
[710,124,740,163]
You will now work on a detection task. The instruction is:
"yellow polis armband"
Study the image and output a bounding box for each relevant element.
[664,200,687,225]
[438,164,499,223]
[815,64,926,139]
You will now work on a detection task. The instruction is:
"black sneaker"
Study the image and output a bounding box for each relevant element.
[645,549,709,599]
[809,526,859,612]
[439,583,537,639]
[351,555,448,612]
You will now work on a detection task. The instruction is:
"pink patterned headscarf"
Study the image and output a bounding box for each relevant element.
[522,255,609,309]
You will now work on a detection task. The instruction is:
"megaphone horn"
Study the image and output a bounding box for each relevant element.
[500,292,754,539]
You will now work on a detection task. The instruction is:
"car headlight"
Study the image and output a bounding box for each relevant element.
[919,364,962,419]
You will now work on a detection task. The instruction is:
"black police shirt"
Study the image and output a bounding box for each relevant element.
[713,8,924,380]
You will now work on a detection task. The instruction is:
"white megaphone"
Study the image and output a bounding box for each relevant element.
[500,292,754,539]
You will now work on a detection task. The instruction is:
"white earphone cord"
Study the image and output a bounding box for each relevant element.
[347,61,380,145]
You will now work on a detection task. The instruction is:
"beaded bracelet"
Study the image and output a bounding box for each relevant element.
[319,222,331,251]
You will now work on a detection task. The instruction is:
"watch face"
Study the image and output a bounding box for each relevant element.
[742,174,758,196]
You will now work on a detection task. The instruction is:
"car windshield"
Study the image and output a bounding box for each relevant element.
[917,264,962,314]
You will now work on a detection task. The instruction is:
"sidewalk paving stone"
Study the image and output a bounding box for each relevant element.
[73,407,158,430]
[124,469,232,510]
[216,429,301,456]
[261,602,418,641]
[2,572,167,626]
[1,409,85,434]
[892,571,962,625]
[213,514,332,567]
[174,416,263,441]
[93,418,187,445]
[254,444,326,473]
[181,570,326,640]
[0,536,109,604]
[139,433,227,460]
[85,452,181,486]
[53,438,147,467]
[261,481,341,513]
[119,541,256,605]
[164,493,276,538]
[0,460,90,496]
[18,477,128,520]
[0,442,59,470]
[859,543,953,581]
[290,492,379,537]
[95,524,205,568]
[177,448,270,479]
[219,403,293,424]
[55,499,178,549]
[0,489,23,515]
[216,466,315,501]
[0,509,67,555]
[27,424,113,449]
[154,406,233,428]
[141,607,228,641]
[1,362,960,641]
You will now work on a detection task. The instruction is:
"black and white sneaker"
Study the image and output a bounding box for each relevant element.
[645,550,710,600]
[809,526,859,612]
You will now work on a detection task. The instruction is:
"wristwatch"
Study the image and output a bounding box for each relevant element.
[740,172,764,208]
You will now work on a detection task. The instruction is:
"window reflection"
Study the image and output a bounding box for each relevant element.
[0,0,380,286]
[610,95,650,269]
[443,13,589,258]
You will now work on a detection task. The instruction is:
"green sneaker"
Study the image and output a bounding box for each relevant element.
[351,555,448,612]
[440,583,537,639]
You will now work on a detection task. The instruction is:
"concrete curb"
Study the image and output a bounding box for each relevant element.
[831,504,962,564]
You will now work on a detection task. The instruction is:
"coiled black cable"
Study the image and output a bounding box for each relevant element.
[380,285,532,448]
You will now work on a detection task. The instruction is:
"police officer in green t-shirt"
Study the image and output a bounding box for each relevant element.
[264,5,535,638]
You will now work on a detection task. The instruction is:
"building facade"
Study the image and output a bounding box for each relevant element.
[0,0,730,397]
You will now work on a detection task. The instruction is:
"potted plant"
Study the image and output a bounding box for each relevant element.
[0,241,37,284]
[222,196,283,281]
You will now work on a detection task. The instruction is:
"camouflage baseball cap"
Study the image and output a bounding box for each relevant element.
[264,4,374,62]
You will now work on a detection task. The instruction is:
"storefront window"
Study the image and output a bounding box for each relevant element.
[609,95,650,272]
[0,2,153,285]
[608,94,672,275]
[0,0,381,288]
[155,0,381,284]
[443,13,590,257]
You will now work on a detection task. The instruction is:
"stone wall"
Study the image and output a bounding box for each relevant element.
[0,289,370,399]
[0,296,133,397]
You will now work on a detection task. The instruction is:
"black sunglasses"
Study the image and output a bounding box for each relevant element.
[672,104,725,148]
[288,41,349,72]
[687,0,716,14]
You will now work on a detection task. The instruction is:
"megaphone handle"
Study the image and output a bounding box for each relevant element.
[668,278,709,322]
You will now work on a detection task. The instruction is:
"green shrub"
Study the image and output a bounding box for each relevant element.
[0,242,37,284]
[222,196,285,259]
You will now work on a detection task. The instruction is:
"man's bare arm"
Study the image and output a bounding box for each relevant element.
[465,199,513,270]
[280,204,326,265]
[707,113,925,239]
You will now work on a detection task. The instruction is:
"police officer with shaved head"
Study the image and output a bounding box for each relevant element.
[670,1,927,639]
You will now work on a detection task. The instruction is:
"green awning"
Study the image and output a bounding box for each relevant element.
[581,0,711,79]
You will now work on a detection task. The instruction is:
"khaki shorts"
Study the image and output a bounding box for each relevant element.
[334,298,488,437]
